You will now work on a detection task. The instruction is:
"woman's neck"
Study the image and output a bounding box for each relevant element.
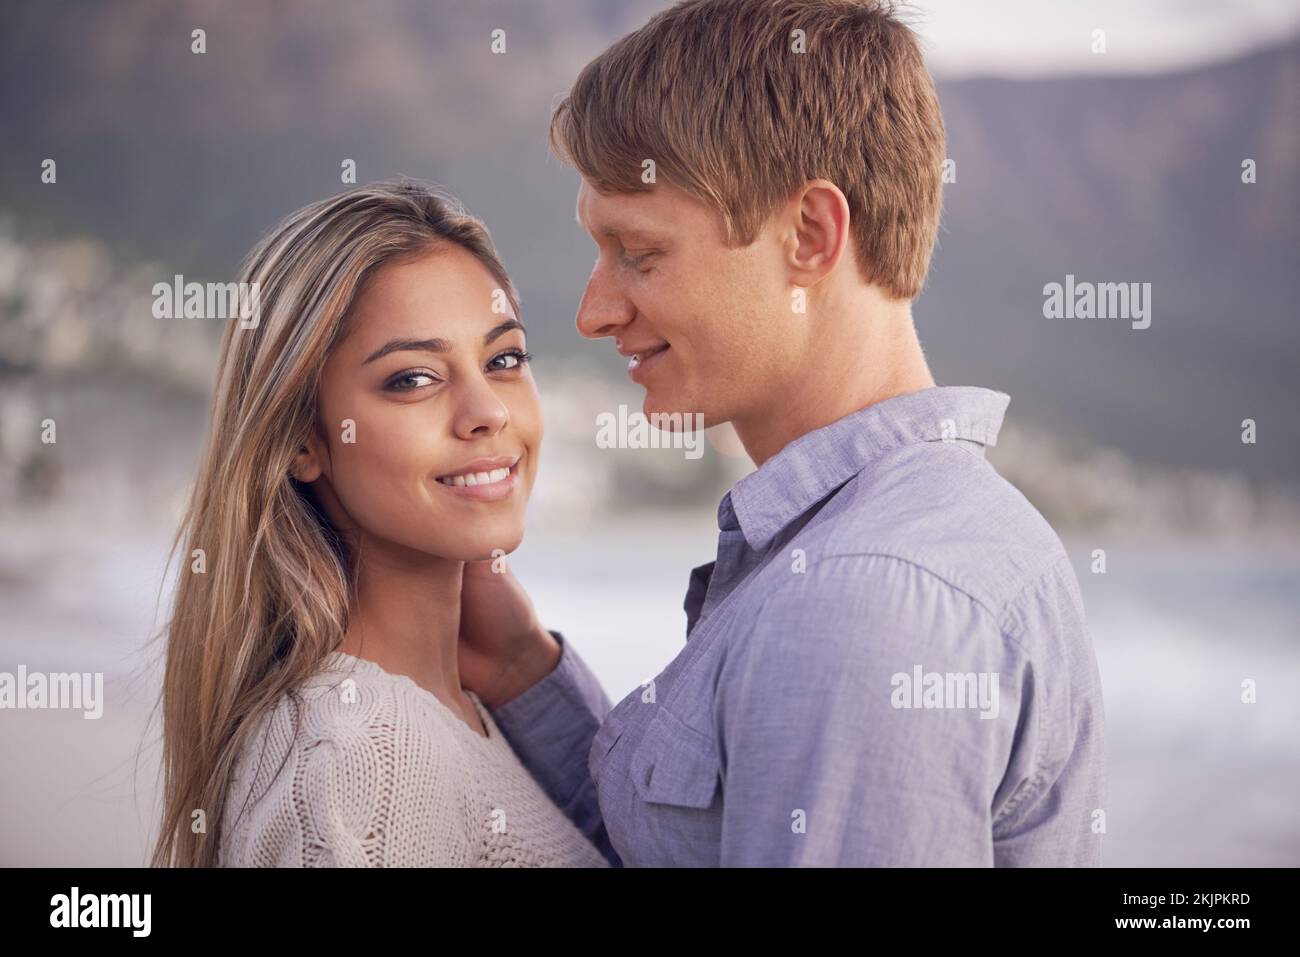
[338,540,466,702]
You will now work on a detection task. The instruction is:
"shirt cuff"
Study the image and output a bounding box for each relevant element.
[487,629,611,731]
[483,629,619,865]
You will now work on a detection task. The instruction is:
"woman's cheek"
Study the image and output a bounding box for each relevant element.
[341,438,420,531]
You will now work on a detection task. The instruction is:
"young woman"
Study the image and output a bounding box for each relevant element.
[152,179,608,868]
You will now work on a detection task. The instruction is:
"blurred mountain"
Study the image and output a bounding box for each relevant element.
[0,1,1296,486]
[926,39,1300,482]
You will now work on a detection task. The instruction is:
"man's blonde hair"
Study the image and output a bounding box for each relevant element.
[550,0,945,300]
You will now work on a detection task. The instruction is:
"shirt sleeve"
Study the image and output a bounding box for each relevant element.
[486,630,621,866]
[715,553,1027,866]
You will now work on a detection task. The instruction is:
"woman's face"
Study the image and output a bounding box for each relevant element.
[299,244,541,563]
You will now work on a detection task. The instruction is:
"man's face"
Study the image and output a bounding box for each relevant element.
[574,178,797,429]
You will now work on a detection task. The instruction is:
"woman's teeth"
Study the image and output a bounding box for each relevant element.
[438,466,510,487]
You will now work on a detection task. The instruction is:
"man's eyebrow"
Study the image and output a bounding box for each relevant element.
[362,319,525,365]
[581,220,665,244]
[603,226,663,242]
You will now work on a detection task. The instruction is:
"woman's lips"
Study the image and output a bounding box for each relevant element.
[627,343,670,384]
[434,463,518,502]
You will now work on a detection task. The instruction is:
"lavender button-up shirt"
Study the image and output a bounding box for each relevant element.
[488,386,1106,866]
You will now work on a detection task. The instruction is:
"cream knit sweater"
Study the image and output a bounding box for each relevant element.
[218,651,609,867]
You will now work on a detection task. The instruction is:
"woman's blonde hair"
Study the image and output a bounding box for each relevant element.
[150,178,519,867]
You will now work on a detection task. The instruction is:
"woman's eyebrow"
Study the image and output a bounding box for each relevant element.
[484,318,526,344]
[362,320,526,365]
[363,337,448,365]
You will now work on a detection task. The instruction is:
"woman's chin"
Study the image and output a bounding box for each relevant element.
[448,526,526,563]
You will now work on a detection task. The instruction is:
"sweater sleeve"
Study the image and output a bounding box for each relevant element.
[297,713,478,867]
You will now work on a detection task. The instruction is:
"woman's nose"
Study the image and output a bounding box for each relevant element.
[452,379,510,439]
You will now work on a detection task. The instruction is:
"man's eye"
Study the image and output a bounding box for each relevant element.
[385,370,438,391]
[621,250,657,271]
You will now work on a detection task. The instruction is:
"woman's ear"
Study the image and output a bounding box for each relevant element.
[290,435,326,483]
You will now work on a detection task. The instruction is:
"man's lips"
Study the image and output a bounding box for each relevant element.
[626,343,670,381]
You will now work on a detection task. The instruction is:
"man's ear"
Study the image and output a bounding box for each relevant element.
[289,432,327,483]
[787,179,851,286]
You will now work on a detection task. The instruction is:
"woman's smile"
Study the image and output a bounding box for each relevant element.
[433,455,521,502]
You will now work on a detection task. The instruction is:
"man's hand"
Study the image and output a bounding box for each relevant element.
[458,558,561,709]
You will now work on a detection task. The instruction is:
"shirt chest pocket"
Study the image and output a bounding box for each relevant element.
[629,706,722,811]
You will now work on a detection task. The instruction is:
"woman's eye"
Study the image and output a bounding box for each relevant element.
[385,370,438,391]
[489,349,532,372]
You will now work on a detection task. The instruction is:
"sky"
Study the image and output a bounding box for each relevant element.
[901,0,1300,78]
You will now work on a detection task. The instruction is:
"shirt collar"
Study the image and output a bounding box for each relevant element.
[719,386,1010,550]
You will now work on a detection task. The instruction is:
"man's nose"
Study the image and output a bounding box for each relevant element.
[575,257,635,340]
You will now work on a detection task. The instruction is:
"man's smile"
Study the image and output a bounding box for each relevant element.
[620,342,671,383]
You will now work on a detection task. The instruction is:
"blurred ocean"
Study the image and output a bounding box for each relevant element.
[2,507,1296,866]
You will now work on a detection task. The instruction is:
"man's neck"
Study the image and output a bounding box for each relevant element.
[733,298,935,467]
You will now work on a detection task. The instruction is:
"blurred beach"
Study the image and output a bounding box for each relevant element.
[2,494,1298,866]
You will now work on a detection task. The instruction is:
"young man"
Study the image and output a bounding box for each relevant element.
[459,0,1105,866]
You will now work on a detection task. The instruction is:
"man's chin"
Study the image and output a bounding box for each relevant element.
[642,392,710,430]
